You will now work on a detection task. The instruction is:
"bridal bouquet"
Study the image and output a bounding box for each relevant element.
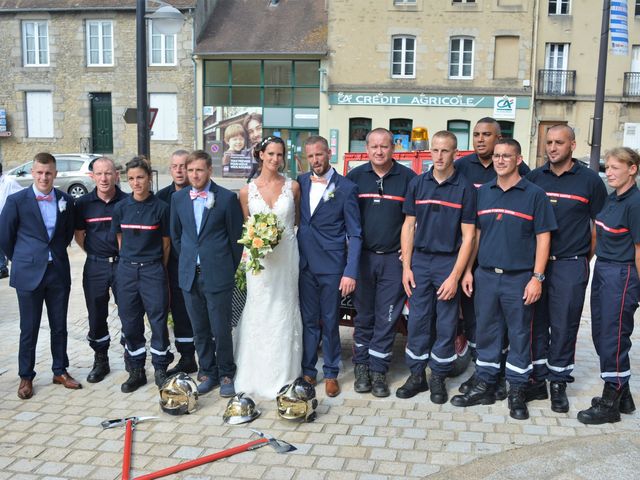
[237,212,283,275]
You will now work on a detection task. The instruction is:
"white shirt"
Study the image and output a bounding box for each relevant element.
[309,168,334,215]
[0,174,24,214]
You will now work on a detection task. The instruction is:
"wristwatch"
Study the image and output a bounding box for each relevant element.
[532,272,545,282]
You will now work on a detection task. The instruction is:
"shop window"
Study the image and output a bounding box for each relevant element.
[231,87,261,106]
[232,60,261,85]
[349,118,371,152]
[264,87,292,106]
[205,60,229,84]
[447,120,470,150]
[498,121,514,139]
[265,61,292,85]
[295,62,319,85]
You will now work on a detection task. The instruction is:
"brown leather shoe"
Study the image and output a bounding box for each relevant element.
[325,378,340,397]
[18,378,33,399]
[303,375,317,386]
[53,372,82,390]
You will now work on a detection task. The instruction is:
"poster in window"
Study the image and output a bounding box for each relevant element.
[393,134,409,151]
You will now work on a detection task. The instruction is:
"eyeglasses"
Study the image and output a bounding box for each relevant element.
[492,153,516,161]
[376,178,384,196]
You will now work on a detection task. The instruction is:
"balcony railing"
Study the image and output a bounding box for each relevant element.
[623,72,640,97]
[537,69,576,96]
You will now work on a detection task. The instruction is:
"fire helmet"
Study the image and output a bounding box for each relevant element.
[276,377,318,422]
[223,393,261,425]
[159,372,199,415]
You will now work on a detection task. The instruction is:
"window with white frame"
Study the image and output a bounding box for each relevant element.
[26,92,54,137]
[149,93,178,140]
[635,0,639,16]
[394,0,417,4]
[391,36,416,78]
[86,20,113,66]
[549,0,570,14]
[149,20,177,66]
[22,21,49,66]
[449,37,474,79]
[452,0,476,3]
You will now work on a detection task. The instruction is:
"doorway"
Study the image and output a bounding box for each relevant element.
[90,93,113,154]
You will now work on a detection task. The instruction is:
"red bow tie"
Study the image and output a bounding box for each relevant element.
[310,175,328,184]
[36,194,52,201]
[190,190,208,200]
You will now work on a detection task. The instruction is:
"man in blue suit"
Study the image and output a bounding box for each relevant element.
[0,152,81,399]
[170,150,243,397]
[298,135,362,397]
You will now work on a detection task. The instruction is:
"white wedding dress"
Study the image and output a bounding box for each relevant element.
[234,177,303,398]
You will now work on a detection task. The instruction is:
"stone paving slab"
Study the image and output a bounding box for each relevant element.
[0,245,638,479]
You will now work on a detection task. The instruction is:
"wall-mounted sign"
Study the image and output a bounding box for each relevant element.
[328,92,530,109]
[493,96,516,119]
[330,129,339,164]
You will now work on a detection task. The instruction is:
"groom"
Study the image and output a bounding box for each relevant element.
[298,135,362,397]
[170,150,243,397]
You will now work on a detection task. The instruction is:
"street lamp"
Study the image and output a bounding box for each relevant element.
[136,0,184,159]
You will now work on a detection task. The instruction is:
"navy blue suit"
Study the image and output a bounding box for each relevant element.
[0,187,75,379]
[297,170,362,379]
[170,182,243,379]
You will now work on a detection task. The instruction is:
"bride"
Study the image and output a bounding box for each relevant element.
[234,136,303,398]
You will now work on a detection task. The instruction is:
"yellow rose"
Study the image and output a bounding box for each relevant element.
[252,237,264,248]
[248,226,255,237]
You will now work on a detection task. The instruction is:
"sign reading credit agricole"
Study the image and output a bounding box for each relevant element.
[329,92,530,109]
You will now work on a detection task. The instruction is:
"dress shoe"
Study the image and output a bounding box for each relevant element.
[370,371,390,398]
[578,383,621,425]
[197,375,220,395]
[325,378,340,397]
[219,376,236,397]
[451,380,496,407]
[87,352,110,383]
[458,373,477,394]
[591,382,635,414]
[550,381,569,413]
[429,374,448,404]
[507,385,529,420]
[495,375,507,401]
[396,370,428,399]
[154,368,168,388]
[53,372,82,390]
[524,379,548,403]
[18,378,33,399]
[121,368,147,393]
[166,354,198,376]
[353,363,371,393]
[303,375,317,386]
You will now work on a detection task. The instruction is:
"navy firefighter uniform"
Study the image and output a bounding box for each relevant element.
[590,185,640,389]
[527,160,607,384]
[347,160,416,376]
[454,152,531,348]
[157,183,196,361]
[402,168,476,376]
[473,177,556,386]
[75,186,128,355]
[111,193,174,372]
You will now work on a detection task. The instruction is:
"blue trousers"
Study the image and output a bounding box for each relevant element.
[182,275,234,379]
[0,246,7,270]
[459,263,477,347]
[17,263,70,379]
[82,257,119,353]
[300,267,342,379]
[167,256,195,356]
[352,250,405,373]
[590,259,640,387]
[531,257,589,382]
[117,261,173,369]
[474,268,534,386]
[405,252,459,376]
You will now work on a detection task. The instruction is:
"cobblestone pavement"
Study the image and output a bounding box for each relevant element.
[0,245,638,479]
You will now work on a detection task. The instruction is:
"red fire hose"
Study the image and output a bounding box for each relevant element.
[122,419,134,480]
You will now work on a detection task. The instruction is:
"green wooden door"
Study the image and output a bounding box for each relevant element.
[91,93,113,153]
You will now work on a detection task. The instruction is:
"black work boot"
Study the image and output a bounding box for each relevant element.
[121,368,147,393]
[166,354,198,376]
[87,352,110,383]
[495,375,508,401]
[591,382,636,414]
[429,374,448,404]
[524,379,548,403]
[451,380,496,407]
[353,363,372,393]
[154,368,168,388]
[458,373,477,394]
[370,371,390,397]
[508,384,529,420]
[550,381,570,413]
[396,370,428,399]
[578,383,622,425]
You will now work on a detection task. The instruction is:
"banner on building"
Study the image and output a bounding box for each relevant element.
[610,0,628,56]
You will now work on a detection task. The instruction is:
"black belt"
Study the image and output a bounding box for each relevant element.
[364,249,397,255]
[482,267,530,274]
[87,254,119,263]
[125,260,159,267]
[549,255,580,261]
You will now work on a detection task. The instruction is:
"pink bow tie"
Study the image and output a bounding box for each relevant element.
[190,190,208,200]
[310,175,328,185]
[36,194,52,201]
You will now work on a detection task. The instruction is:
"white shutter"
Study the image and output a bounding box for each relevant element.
[149,93,177,141]
[26,91,54,138]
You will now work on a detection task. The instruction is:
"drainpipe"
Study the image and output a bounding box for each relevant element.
[528,0,539,165]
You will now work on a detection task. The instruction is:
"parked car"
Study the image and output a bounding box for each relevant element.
[5,154,102,198]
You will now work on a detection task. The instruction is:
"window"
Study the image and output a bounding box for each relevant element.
[26,92,54,137]
[497,121,514,139]
[447,120,470,150]
[22,21,49,66]
[549,0,570,14]
[449,37,474,79]
[149,93,177,140]
[394,0,416,4]
[452,0,476,3]
[391,36,416,78]
[493,36,519,79]
[542,43,570,94]
[149,20,176,66]
[349,118,371,152]
[636,0,640,16]
[86,20,113,66]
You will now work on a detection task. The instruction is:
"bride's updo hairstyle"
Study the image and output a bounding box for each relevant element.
[254,136,287,173]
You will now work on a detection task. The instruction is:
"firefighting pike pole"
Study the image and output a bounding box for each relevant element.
[101,416,158,480]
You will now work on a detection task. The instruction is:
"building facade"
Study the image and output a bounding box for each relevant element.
[0,1,196,171]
